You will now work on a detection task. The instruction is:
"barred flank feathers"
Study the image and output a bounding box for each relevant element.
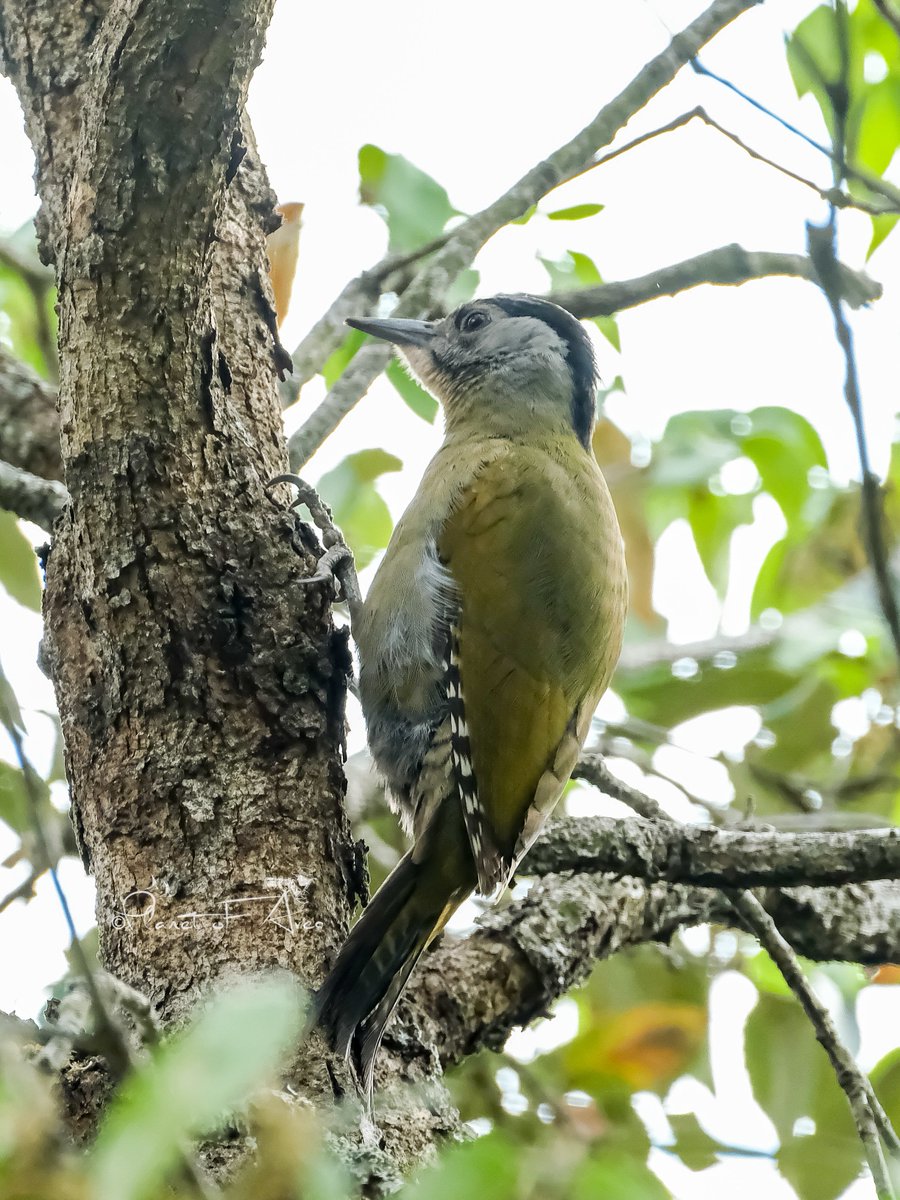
[447,626,502,893]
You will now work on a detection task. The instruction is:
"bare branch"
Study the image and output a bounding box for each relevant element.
[0,867,42,914]
[692,57,900,212]
[0,237,53,290]
[0,459,68,528]
[577,756,900,1182]
[527,814,900,887]
[0,347,61,480]
[551,244,880,318]
[417,874,900,1070]
[287,0,764,466]
[572,753,666,819]
[579,107,899,218]
[284,233,451,401]
[287,237,879,468]
[617,625,777,671]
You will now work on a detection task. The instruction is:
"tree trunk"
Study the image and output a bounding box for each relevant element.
[0,0,364,1108]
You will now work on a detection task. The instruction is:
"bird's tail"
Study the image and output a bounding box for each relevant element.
[313,810,474,1098]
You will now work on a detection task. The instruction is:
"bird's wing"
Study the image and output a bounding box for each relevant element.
[437,444,624,893]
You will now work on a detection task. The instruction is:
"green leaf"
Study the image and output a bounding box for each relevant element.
[316,449,402,569]
[688,488,754,595]
[856,77,900,176]
[399,1132,518,1200]
[648,410,740,491]
[358,144,461,252]
[571,1150,669,1200]
[868,211,900,258]
[741,406,827,526]
[0,658,25,735]
[89,978,305,1200]
[617,646,796,728]
[668,1112,721,1172]
[539,250,603,292]
[510,205,537,225]
[592,314,620,352]
[0,760,30,834]
[870,1045,900,1129]
[321,327,365,388]
[0,511,42,612]
[546,203,605,221]
[386,359,437,423]
[787,7,844,99]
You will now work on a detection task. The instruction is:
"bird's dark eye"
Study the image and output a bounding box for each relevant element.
[461,310,490,333]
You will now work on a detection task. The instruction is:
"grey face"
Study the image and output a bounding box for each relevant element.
[346,294,598,447]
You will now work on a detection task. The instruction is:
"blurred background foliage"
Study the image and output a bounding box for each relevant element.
[2,1,900,1198]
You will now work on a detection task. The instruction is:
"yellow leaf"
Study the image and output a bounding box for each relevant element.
[592,418,660,627]
[267,201,304,327]
[565,1001,706,1091]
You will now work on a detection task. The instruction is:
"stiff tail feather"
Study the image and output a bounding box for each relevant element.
[312,848,464,1097]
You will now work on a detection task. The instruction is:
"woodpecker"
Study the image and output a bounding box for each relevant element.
[314,294,628,1096]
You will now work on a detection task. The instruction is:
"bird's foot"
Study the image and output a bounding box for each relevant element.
[267,474,363,627]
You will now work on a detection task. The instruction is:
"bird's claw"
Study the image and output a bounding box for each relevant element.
[267,474,364,628]
[299,542,354,597]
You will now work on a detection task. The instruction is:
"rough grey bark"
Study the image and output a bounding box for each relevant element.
[415,875,900,1070]
[527,814,900,885]
[0,0,365,1134]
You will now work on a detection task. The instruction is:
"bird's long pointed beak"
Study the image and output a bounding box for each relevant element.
[346,316,436,347]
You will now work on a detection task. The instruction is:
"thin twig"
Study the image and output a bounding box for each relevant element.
[287,0,763,466]
[0,866,42,914]
[574,107,899,217]
[873,0,900,43]
[728,890,898,1195]
[691,56,900,211]
[573,754,667,820]
[801,4,900,667]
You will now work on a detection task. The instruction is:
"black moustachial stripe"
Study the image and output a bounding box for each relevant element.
[493,295,598,449]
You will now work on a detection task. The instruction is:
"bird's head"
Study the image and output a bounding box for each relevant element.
[346,294,598,447]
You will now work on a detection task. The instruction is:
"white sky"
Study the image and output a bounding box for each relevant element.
[1,2,898,1195]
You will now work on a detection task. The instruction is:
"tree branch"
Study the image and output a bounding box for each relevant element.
[284,233,451,402]
[0,459,68,528]
[286,238,879,469]
[287,0,763,466]
[551,244,880,318]
[579,106,899,218]
[415,874,900,1071]
[526,813,900,886]
[0,347,61,481]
